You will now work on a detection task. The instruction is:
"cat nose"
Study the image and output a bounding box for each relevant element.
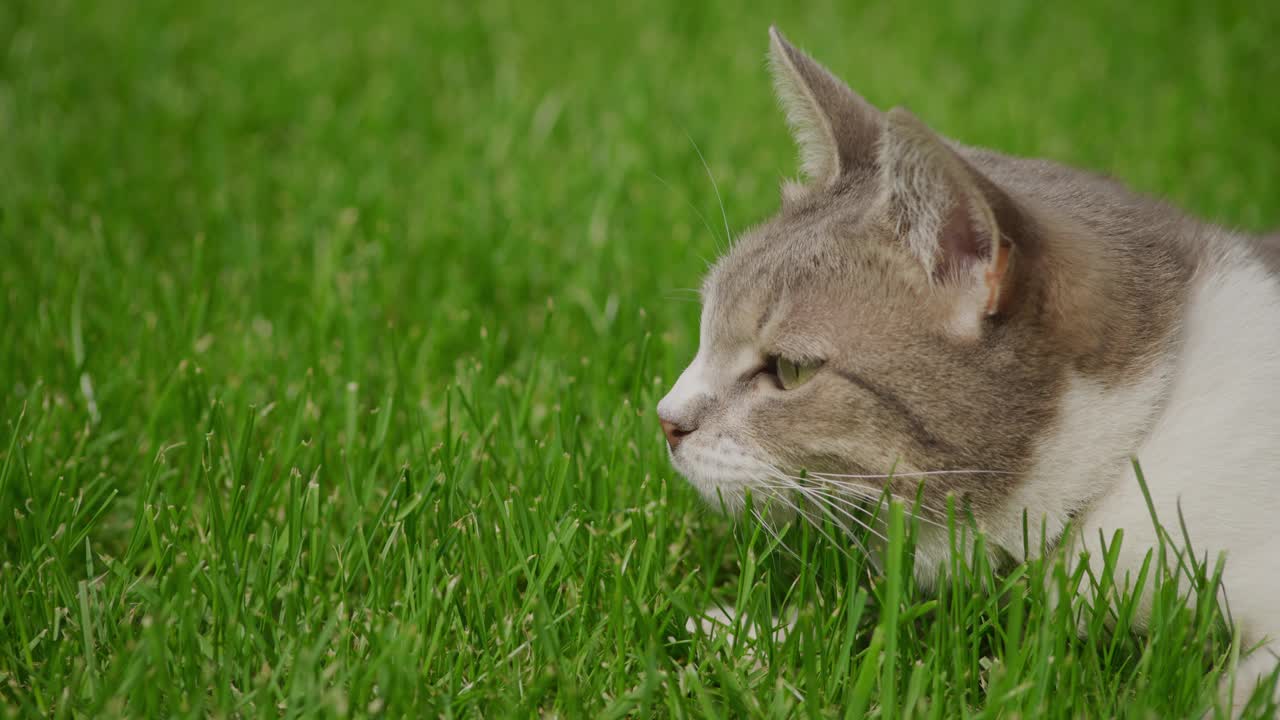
[659,414,696,449]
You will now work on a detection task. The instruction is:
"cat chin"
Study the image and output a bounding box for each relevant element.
[668,437,791,518]
[669,457,760,514]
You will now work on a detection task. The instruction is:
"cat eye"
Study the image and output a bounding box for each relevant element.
[771,356,822,390]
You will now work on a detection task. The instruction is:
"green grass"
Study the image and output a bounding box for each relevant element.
[2,0,1279,716]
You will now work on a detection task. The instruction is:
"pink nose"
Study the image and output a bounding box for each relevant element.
[660,417,695,449]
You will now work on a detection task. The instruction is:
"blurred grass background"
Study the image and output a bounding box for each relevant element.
[1,0,1278,716]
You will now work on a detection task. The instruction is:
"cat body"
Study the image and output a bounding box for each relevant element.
[658,27,1280,709]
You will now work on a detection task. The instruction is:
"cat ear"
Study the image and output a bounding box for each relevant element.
[768,26,883,183]
[878,107,1016,319]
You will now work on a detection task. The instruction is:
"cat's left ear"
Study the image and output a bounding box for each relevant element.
[768,26,883,184]
[878,107,1023,323]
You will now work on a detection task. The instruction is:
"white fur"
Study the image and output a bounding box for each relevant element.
[658,295,719,426]
[666,228,1280,710]
[1048,244,1280,711]
[668,434,778,513]
[658,351,713,422]
[658,345,759,424]
[685,604,796,647]
[991,367,1171,562]
[659,292,788,512]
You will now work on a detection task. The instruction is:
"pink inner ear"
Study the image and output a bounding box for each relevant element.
[935,198,984,282]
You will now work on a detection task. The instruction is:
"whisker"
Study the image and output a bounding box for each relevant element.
[775,471,951,528]
[789,485,890,544]
[815,479,948,518]
[760,473,879,555]
[827,487,948,532]
[647,171,725,257]
[754,481,808,522]
[800,497,875,558]
[789,470,946,511]
[747,499,801,563]
[687,132,733,253]
[812,482,950,530]
[755,476,861,561]
[809,469,1015,479]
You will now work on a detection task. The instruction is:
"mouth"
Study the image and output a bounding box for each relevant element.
[665,445,731,509]
[665,442,797,518]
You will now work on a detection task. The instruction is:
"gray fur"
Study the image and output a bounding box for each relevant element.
[661,27,1254,526]
[659,32,1280,710]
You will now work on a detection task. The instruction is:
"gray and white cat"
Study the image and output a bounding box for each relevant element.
[658,27,1280,709]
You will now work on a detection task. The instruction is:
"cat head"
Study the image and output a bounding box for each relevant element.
[657,28,1110,527]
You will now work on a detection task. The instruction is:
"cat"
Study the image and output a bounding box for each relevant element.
[658,26,1280,713]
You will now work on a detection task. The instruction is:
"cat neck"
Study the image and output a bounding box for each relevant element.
[967,233,1280,565]
[1122,240,1280,511]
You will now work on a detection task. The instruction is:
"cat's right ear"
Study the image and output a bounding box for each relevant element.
[768,26,883,185]
[878,107,1027,331]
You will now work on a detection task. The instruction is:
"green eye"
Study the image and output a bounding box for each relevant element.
[776,357,821,390]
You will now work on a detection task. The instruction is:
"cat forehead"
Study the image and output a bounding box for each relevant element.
[704,226,828,329]
[705,198,882,307]
[710,171,887,285]
[698,225,849,351]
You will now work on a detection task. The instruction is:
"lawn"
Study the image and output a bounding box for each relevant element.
[2,0,1279,717]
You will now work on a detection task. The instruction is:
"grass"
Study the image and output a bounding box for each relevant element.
[2,0,1279,716]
